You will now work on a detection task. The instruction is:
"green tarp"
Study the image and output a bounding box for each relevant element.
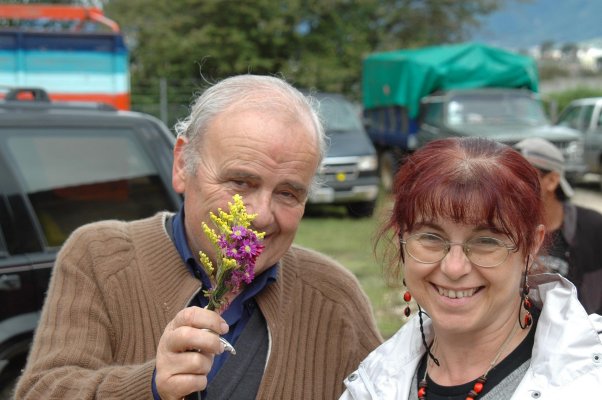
[362,42,539,118]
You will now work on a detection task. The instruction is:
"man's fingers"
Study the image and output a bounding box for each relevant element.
[170,306,229,335]
[166,325,225,354]
[158,373,209,400]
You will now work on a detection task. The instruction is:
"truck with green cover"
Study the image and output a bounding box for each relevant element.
[362,42,586,190]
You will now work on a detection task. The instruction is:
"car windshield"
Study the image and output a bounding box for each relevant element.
[318,96,364,132]
[2,127,174,248]
[445,92,549,126]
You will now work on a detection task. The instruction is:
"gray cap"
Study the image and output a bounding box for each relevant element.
[515,137,574,198]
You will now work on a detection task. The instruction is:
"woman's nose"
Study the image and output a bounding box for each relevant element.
[440,244,472,280]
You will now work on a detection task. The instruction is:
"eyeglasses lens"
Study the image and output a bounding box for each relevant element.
[403,233,509,267]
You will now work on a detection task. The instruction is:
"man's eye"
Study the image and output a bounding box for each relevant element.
[231,180,249,187]
[278,190,303,204]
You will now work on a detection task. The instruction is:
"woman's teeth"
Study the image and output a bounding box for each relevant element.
[436,286,478,299]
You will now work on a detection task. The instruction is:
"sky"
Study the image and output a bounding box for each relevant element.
[471,0,602,50]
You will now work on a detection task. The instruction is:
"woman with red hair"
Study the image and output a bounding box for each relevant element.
[341,137,602,399]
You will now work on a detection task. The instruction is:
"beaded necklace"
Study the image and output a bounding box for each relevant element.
[417,322,521,400]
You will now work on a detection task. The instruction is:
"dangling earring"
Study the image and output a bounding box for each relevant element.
[519,256,532,329]
[403,279,412,317]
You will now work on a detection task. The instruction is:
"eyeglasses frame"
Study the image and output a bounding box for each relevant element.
[400,232,518,268]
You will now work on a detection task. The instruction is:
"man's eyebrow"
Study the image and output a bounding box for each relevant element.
[228,171,260,180]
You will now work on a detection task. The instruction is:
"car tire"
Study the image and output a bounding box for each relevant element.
[0,376,16,400]
[346,201,376,218]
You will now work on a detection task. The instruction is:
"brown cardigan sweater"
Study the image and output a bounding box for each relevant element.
[15,213,382,399]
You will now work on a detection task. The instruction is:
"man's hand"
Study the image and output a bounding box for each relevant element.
[156,306,229,400]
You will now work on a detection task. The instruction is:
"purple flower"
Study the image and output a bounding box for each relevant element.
[230,225,247,240]
[217,234,229,249]
[240,238,262,258]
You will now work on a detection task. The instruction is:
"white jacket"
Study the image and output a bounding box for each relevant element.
[341,274,602,399]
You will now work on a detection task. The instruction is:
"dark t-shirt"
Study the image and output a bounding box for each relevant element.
[416,322,536,400]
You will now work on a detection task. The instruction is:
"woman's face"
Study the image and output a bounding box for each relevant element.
[402,217,541,336]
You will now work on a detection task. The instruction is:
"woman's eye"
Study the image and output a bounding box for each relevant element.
[472,237,502,247]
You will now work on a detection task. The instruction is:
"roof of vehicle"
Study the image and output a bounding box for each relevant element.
[363,42,539,117]
[0,88,171,132]
[567,97,602,106]
[423,87,538,99]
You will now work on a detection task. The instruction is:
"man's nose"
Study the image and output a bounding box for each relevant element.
[245,192,275,229]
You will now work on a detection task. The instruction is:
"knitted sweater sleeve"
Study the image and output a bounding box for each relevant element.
[15,221,158,400]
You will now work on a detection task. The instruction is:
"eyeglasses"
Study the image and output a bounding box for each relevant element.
[400,233,517,268]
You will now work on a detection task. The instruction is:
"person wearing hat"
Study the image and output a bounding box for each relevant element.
[515,137,602,314]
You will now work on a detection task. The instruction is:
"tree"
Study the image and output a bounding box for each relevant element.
[105,0,520,100]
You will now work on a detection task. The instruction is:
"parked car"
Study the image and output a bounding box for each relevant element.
[306,92,380,218]
[556,97,602,189]
[417,88,587,183]
[0,88,181,397]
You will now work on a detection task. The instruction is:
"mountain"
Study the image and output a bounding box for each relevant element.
[470,0,602,50]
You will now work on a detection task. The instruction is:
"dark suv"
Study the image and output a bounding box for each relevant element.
[0,89,181,397]
[306,92,380,218]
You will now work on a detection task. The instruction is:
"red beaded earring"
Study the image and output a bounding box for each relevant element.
[403,279,412,317]
[519,258,532,329]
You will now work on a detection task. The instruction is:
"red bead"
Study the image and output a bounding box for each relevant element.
[466,396,475,400]
[473,382,484,393]
[403,291,412,302]
[524,298,532,309]
[418,387,426,398]
[524,313,532,327]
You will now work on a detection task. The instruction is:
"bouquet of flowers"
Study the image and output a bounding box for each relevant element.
[199,194,265,312]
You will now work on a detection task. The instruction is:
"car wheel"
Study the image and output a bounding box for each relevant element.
[346,201,376,218]
[0,376,16,400]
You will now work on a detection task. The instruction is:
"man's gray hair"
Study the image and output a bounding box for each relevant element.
[174,74,326,176]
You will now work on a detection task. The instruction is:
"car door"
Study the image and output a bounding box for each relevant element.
[557,104,595,172]
[589,103,602,174]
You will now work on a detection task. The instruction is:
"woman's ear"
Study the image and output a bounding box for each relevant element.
[532,224,546,256]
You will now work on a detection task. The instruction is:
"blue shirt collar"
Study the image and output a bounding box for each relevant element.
[171,205,278,311]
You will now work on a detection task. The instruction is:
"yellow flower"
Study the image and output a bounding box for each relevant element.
[199,252,213,274]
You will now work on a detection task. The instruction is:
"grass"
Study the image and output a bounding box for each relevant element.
[293,192,405,338]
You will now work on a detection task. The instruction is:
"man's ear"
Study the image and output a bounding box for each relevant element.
[542,171,561,193]
[172,136,189,194]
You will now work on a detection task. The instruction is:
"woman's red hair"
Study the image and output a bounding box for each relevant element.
[381,137,544,281]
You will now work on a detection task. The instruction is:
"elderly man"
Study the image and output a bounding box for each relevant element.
[516,137,602,314]
[15,75,382,400]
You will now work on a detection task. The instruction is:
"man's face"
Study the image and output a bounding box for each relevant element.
[172,106,320,275]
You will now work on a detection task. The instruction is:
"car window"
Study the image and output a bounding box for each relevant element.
[557,105,582,129]
[446,92,547,126]
[582,105,595,129]
[1,127,174,248]
[423,102,443,126]
[318,97,364,131]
